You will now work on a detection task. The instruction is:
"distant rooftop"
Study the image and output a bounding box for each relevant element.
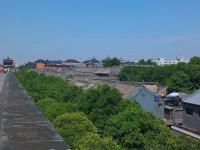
[35,59,46,63]
[3,57,14,61]
[64,59,80,63]
[130,85,156,98]
[102,56,111,62]
[84,57,100,63]
[46,60,61,65]
[183,89,200,106]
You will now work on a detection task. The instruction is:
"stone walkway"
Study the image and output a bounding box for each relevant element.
[0,73,69,150]
[0,74,6,92]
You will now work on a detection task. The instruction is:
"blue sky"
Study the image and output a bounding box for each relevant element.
[0,0,200,62]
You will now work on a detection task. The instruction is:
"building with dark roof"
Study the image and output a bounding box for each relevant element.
[46,60,62,66]
[3,57,15,68]
[62,59,86,67]
[35,59,46,64]
[182,89,200,133]
[129,85,164,119]
[64,59,80,63]
[25,62,36,69]
[35,59,46,70]
[84,57,101,67]
[102,56,111,62]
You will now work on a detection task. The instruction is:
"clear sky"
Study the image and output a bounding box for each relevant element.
[0,0,200,62]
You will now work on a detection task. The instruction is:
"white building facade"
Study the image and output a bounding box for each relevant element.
[151,56,189,66]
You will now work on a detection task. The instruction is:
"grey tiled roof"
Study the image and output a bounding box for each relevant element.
[130,85,156,98]
[183,89,200,106]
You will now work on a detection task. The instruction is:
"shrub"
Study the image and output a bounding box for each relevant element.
[44,102,76,121]
[53,112,97,148]
[76,133,123,150]
[37,98,56,111]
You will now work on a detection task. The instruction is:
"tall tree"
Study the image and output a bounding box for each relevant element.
[103,57,120,67]
[190,56,200,65]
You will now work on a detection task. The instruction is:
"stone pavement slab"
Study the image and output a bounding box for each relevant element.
[0,73,69,150]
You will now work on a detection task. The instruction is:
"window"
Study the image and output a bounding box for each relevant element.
[186,108,193,116]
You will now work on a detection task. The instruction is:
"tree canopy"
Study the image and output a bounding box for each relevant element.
[119,62,200,93]
[54,112,98,148]
[105,104,174,149]
[44,102,76,121]
[138,59,156,65]
[103,57,120,67]
[190,56,200,65]
[76,133,123,150]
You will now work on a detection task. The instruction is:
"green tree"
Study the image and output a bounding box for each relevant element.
[16,69,83,102]
[63,85,83,102]
[138,59,156,65]
[119,63,200,93]
[166,71,191,93]
[53,112,98,148]
[44,102,76,121]
[76,133,123,150]
[166,135,200,150]
[103,57,120,67]
[138,59,145,64]
[190,56,200,65]
[78,84,123,131]
[37,98,56,111]
[105,103,174,150]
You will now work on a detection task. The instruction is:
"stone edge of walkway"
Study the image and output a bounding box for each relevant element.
[0,73,70,150]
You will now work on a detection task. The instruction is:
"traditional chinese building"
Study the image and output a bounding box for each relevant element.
[3,57,15,68]
[35,59,46,70]
[84,57,101,67]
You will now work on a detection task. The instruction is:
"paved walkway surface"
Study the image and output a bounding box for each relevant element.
[0,74,6,92]
[0,73,69,150]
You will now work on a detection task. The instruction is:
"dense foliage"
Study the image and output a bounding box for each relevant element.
[16,70,200,150]
[76,84,126,132]
[105,103,174,149]
[44,102,76,121]
[119,58,200,93]
[76,133,123,150]
[103,57,120,67]
[54,112,98,148]
[138,59,157,65]
[190,56,200,65]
